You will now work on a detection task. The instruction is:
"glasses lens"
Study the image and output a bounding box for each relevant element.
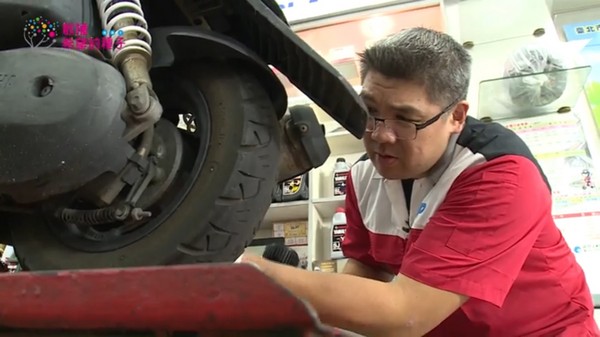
[388,120,416,140]
[365,117,416,140]
[365,115,376,132]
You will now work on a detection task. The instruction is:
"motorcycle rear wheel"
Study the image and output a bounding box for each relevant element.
[10,61,281,271]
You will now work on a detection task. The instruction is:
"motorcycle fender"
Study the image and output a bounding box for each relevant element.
[149,26,288,118]
[230,0,368,139]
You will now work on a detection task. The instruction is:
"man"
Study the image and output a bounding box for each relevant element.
[240,27,600,337]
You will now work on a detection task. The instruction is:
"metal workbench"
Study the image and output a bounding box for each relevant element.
[0,263,349,337]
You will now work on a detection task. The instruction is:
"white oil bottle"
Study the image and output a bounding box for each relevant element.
[331,207,347,260]
[333,158,350,196]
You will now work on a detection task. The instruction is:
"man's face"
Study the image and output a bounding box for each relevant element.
[360,71,468,180]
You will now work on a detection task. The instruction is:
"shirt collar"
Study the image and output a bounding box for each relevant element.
[426,132,459,186]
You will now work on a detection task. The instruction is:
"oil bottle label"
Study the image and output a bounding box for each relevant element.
[333,171,349,196]
[283,176,303,196]
[332,224,347,253]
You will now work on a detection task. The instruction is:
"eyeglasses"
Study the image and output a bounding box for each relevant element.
[365,98,460,140]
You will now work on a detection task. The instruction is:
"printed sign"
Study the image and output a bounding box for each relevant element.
[276,0,404,23]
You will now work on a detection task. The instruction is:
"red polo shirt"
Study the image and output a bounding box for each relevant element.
[342,154,599,337]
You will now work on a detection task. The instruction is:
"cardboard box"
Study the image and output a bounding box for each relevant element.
[273,220,308,246]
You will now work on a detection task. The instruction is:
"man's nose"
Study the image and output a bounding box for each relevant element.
[370,125,396,144]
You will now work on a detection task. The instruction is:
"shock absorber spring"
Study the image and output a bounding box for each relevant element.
[59,205,130,226]
[96,0,152,66]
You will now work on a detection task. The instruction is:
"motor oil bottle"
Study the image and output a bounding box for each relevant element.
[333,158,351,196]
[272,173,309,203]
[331,207,347,260]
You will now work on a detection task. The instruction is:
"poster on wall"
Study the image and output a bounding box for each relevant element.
[554,212,600,297]
[562,20,600,135]
[275,0,408,24]
[501,114,599,215]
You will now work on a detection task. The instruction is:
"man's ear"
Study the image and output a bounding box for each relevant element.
[451,100,469,124]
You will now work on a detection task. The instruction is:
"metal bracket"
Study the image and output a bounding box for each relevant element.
[278,105,330,182]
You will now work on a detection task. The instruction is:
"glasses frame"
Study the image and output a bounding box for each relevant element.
[366,97,461,140]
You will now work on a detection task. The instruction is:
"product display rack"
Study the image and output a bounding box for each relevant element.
[257,91,366,271]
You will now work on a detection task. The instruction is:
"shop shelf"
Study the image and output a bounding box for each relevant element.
[325,129,364,157]
[262,200,309,228]
[313,195,346,220]
[477,65,592,122]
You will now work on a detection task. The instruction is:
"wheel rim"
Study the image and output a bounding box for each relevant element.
[46,68,212,253]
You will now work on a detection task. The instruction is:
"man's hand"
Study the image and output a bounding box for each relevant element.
[234,252,264,267]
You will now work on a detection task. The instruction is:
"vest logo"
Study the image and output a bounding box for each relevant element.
[417,203,427,214]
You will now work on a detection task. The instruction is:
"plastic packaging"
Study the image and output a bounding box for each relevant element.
[503,44,568,108]
[331,207,347,260]
[333,158,351,196]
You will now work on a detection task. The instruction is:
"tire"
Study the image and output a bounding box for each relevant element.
[10,61,281,270]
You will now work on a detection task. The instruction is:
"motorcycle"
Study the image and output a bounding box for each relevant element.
[0,0,366,271]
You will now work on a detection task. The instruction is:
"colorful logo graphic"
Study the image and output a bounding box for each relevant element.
[23,16,60,47]
[61,23,125,51]
[24,15,125,52]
